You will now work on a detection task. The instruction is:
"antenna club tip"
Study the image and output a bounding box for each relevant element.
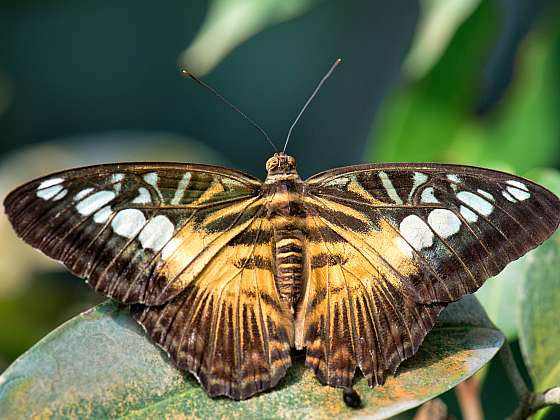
[336,58,342,63]
[180,69,192,77]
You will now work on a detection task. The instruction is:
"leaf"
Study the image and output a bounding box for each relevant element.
[518,170,560,392]
[475,256,529,340]
[403,0,482,78]
[369,1,560,173]
[369,0,499,163]
[0,296,503,419]
[179,0,322,75]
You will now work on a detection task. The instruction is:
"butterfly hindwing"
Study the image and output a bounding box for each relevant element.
[132,216,294,400]
[297,201,445,388]
[297,163,560,387]
[3,163,263,305]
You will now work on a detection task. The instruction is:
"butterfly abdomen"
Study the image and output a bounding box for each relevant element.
[273,230,304,306]
[264,171,306,307]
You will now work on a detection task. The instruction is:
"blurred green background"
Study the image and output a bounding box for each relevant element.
[1,0,559,418]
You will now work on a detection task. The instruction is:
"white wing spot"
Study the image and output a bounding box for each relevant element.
[74,188,94,201]
[171,173,192,205]
[143,172,163,201]
[477,189,494,201]
[460,205,478,223]
[457,191,493,216]
[506,180,528,191]
[112,173,125,193]
[325,177,350,188]
[506,185,530,201]
[37,185,64,200]
[161,238,182,260]
[394,237,414,258]
[143,172,158,186]
[502,190,517,203]
[379,171,403,204]
[37,177,64,189]
[447,174,461,183]
[409,172,429,200]
[139,215,175,251]
[111,209,146,239]
[76,191,116,215]
[93,206,113,223]
[132,187,152,204]
[399,215,433,251]
[420,187,439,203]
[428,209,461,238]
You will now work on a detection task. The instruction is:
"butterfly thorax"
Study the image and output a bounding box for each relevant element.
[264,154,306,308]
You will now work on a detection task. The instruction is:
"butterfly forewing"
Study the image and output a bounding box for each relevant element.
[3,163,263,305]
[306,163,560,301]
[297,163,560,388]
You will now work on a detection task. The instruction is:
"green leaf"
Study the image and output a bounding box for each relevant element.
[179,0,322,75]
[518,171,560,392]
[0,296,503,419]
[475,256,529,340]
[403,0,482,78]
[369,2,560,173]
[369,0,498,163]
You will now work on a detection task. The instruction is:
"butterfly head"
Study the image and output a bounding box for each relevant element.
[266,153,297,177]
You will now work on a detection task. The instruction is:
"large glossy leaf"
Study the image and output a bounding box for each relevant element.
[0,296,503,419]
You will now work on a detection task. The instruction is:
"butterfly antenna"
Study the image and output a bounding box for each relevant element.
[181,69,278,152]
[283,58,342,154]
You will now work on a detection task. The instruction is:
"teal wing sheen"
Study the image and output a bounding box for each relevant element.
[297,163,560,389]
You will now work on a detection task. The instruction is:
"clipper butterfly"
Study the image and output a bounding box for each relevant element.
[4,155,559,400]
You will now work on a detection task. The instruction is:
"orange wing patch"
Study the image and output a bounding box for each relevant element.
[295,201,444,389]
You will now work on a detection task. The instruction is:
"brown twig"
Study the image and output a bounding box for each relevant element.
[498,343,529,399]
[508,387,560,420]
[498,341,560,419]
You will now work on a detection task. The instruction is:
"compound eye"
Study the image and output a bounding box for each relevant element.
[266,157,279,171]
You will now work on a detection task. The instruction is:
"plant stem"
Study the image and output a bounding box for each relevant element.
[508,387,560,420]
[499,341,560,419]
[498,342,529,399]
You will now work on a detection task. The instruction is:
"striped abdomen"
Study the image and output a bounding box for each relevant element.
[274,230,304,306]
[264,170,306,308]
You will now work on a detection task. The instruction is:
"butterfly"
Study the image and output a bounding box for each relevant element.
[3,60,560,402]
[4,155,560,400]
